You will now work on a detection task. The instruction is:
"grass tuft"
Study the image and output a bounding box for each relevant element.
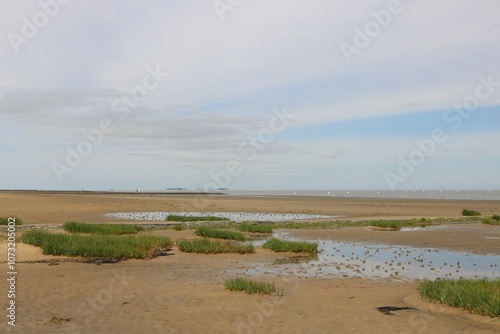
[195,227,245,240]
[0,217,22,225]
[263,238,317,254]
[369,220,429,231]
[224,277,279,295]
[63,222,143,235]
[166,215,230,222]
[177,238,254,254]
[492,214,500,221]
[482,217,500,225]
[237,223,273,233]
[462,209,481,216]
[21,230,171,259]
[418,278,500,317]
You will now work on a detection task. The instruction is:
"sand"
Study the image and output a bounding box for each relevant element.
[1,191,500,224]
[0,192,499,333]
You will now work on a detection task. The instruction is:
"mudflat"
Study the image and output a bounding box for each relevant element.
[1,191,500,224]
[0,192,499,333]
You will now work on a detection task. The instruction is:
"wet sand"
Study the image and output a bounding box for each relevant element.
[1,191,500,224]
[0,192,499,333]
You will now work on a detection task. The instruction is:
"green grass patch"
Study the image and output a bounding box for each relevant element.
[177,238,254,254]
[173,217,476,232]
[166,215,230,222]
[263,238,317,254]
[0,217,22,225]
[63,222,143,235]
[172,224,185,231]
[482,217,500,225]
[263,221,349,229]
[370,221,402,230]
[492,214,500,221]
[462,209,481,216]
[224,277,279,295]
[237,223,273,233]
[21,230,171,259]
[418,278,500,317]
[369,219,429,231]
[195,227,245,240]
[246,218,462,231]
[145,217,478,234]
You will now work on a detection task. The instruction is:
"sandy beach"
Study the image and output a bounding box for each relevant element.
[1,191,500,224]
[1,192,499,333]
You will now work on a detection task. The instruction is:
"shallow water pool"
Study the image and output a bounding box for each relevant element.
[244,232,500,282]
[105,211,337,222]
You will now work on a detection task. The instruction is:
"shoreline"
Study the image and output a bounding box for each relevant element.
[1,191,499,224]
[2,189,500,201]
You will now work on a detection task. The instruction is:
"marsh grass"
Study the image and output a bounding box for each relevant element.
[166,215,230,222]
[418,278,500,317]
[195,227,245,240]
[482,216,500,225]
[462,209,482,216]
[177,238,254,254]
[246,218,464,231]
[224,277,279,295]
[63,222,143,235]
[262,221,349,229]
[237,223,273,233]
[0,217,22,225]
[21,230,172,259]
[160,217,474,232]
[263,238,318,254]
[274,255,317,264]
[369,219,429,231]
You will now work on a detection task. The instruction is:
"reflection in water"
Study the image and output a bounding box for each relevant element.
[244,233,500,282]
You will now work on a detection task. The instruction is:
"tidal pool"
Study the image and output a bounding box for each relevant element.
[243,232,500,282]
[105,211,337,222]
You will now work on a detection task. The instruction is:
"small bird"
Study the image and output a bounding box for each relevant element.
[377,306,415,316]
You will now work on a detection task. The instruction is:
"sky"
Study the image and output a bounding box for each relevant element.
[0,0,499,191]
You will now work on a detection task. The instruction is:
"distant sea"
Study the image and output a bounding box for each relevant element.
[14,189,500,201]
[221,190,500,201]
[124,189,500,200]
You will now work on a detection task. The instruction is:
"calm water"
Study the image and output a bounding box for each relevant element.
[66,189,500,200]
[243,232,500,282]
[105,211,337,222]
[222,189,500,200]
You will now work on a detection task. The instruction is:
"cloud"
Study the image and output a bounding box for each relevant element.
[0,0,498,189]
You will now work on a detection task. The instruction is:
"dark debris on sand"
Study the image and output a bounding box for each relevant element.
[377,306,416,316]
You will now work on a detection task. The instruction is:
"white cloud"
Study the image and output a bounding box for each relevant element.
[0,0,498,189]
